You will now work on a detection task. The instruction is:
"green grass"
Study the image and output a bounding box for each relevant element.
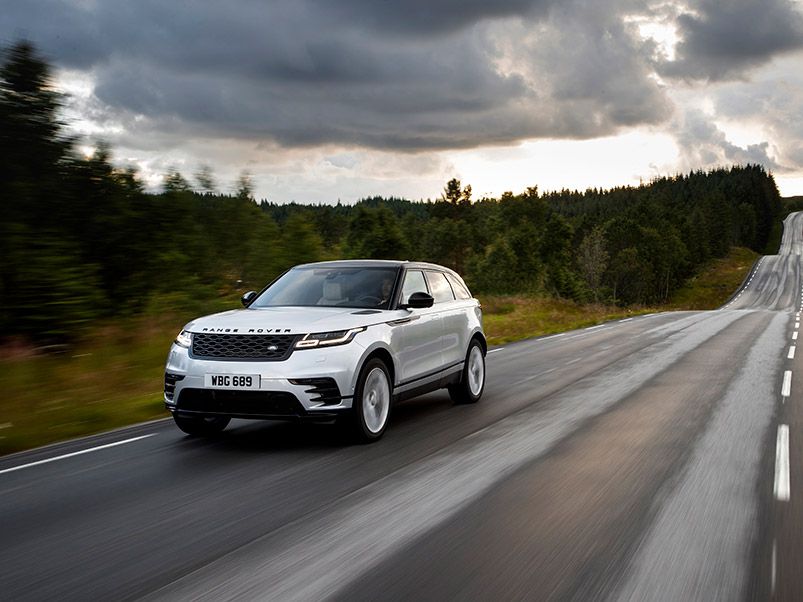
[0,247,760,455]
[665,247,760,310]
[0,315,186,455]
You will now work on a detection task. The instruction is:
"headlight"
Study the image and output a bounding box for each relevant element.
[175,330,193,348]
[296,327,365,349]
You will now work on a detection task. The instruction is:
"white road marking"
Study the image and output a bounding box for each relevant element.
[794,332,799,340]
[619,318,633,323]
[0,434,155,476]
[782,371,792,398]
[795,322,800,329]
[487,348,504,354]
[775,425,790,502]
[772,539,777,595]
[585,324,605,331]
[788,346,796,359]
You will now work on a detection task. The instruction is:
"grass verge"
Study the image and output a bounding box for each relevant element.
[0,246,759,456]
[664,246,760,311]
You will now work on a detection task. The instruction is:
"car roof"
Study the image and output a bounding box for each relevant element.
[294,259,459,274]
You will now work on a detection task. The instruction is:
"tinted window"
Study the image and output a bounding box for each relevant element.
[400,270,427,305]
[425,271,455,303]
[446,273,471,300]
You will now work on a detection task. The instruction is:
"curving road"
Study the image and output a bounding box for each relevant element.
[3,214,803,600]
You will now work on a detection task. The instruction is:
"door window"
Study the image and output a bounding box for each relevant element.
[400,270,428,305]
[425,271,455,303]
[446,273,472,300]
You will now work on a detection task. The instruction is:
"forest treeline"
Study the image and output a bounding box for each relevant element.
[0,41,784,342]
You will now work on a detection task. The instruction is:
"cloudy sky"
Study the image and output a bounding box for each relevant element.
[2,0,803,201]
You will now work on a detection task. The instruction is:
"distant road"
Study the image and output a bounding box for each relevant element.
[2,214,803,601]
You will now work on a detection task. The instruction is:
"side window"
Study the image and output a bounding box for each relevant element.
[400,270,428,305]
[446,273,471,300]
[425,271,455,303]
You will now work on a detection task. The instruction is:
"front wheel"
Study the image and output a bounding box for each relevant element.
[448,339,485,404]
[172,413,230,437]
[348,358,392,442]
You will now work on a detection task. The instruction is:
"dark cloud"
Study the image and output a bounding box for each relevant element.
[0,0,672,151]
[659,0,803,81]
[309,0,552,36]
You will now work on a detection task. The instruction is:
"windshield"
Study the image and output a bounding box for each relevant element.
[251,266,400,309]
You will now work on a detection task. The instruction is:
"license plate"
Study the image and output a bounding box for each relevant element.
[204,374,261,389]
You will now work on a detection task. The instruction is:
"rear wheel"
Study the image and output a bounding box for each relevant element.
[449,339,485,404]
[349,358,392,442]
[172,413,230,437]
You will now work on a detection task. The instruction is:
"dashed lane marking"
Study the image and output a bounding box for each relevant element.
[0,434,156,476]
[782,370,792,398]
[772,539,778,595]
[789,346,796,360]
[775,425,790,502]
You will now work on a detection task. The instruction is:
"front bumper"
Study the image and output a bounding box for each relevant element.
[164,340,364,419]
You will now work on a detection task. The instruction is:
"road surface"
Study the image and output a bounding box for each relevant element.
[2,213,803,601]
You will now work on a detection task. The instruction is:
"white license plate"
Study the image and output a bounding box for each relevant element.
[204,374,261,389]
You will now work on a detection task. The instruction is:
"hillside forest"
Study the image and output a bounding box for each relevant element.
[0,41,783,342]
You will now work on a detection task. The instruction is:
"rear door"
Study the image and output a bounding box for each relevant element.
[393,269,443,385]
[424,270,467,370]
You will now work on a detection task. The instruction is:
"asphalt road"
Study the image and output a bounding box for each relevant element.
[3,214,803,601]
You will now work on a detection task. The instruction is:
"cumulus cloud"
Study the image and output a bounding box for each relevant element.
[658,0,803,81]
[708,54,803,172]
[673,108,781,172]
[3,0,803,198]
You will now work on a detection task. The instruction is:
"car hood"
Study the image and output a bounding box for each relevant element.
[184,306,404,335]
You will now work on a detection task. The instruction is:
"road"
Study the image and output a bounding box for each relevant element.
[2,213,803,601]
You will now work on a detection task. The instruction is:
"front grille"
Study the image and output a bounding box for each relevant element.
[164,372,185,400]
[176,388,303,416]
[191,333,299,361]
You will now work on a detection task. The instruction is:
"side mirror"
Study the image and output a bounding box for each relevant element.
[402,291,434,309]
[241,290,257,307]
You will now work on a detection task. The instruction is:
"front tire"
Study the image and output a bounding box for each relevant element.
[449,339,485,404]
[172,413,230,437]
[349,358,392,442]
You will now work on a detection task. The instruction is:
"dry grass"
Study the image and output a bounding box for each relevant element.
[480,296,653,346]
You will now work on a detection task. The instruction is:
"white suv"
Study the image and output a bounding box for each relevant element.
[164,260,486,441]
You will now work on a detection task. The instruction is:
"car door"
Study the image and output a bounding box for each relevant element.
[393,269,444,386]
[424,270,466,370]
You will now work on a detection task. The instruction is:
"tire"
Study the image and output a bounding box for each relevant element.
[348,358,393,442]
[448,339,485,404]
[172,413,230,437]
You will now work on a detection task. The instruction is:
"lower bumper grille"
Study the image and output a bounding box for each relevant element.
[176,388,305,417]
